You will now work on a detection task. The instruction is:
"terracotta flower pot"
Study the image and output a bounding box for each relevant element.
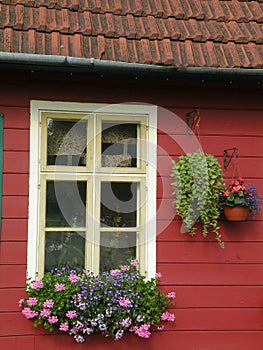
[223,206,249,221]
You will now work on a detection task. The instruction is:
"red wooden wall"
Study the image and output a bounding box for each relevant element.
[0,71,262,350]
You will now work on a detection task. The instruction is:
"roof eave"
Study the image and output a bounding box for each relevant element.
[0,52,262,82]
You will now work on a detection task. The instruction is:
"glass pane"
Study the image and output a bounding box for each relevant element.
[99,231,136,272]
[101,122,137,167]
[46,181,86,227]
[47,118,87,166]
[45,231,85,272]
[100,182,137,227]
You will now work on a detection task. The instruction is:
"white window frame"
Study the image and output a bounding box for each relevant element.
[27,101,157,280]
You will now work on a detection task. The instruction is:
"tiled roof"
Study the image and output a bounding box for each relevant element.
[0,0,262,69]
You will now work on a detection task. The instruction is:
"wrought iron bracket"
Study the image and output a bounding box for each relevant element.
[186,109,200,134]
[223,147,238,171]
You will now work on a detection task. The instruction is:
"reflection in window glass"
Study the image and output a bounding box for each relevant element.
[101,123,137,167]
[47,119,87,166]
[46,181,86,227]
[45,231,85,272]
[99,231,136,272]
[100,182,137,227]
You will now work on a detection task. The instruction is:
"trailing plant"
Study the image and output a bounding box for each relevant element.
[19,260,175,343]
[171,150,225,247]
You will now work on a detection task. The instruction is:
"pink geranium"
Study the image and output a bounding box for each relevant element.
[48,316,58,324]
[131,324,151,338]
[43,299,54,308]
[119,297,130,308]
[59,323,69,332]
[161,311,175,322]
[167,291,176,299]
[27,297,38,306]
[31,280,44,289]
[130,259,139,266]
[40,308,51,318]
[110,269,121,276]
[68,274,80,283]
[22,308,38,319]
[55,283,66,292]
[66,310,77,319]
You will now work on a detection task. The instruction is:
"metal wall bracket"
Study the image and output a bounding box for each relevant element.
[223,147,238,171]
[186,109,200,134]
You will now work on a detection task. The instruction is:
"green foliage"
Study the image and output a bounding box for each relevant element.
[19,260,175,343]
[171,150,224,247]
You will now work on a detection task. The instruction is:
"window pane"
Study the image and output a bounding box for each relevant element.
[101,122,137,167]
[100,182,137,227]
[47,118,87,166]
[46,181,86,227]
[99,231,136,272]
[45,231,85,272]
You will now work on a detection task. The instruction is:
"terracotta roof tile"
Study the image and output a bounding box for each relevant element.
[27,28,36,53]
[228,21,248,43]
[69,33,83,57]
[249,1,263,22]
[214,43,229,67]
[113,15,125,37]
[199,1,215,21]
[60,9,70,33]
[159,0,173,18]
[140,0,152,16]
[83,35,93,58]
[169,0,186,19]
[51,31,60,55]
[111,0,123,15]
[46,8,57,31]
[151,0,165,18]
[189,0,206,20]
[235,43,253,67]
[140,38,152,64]
[185,19,204,41]
[247,42,263,68]
[118,37,129,62]
[246,22,263,43]
[145,16,159,39]
[130,0,143,17]
[82,11,93,34]
[3,27,13,52]
[166,18,181,40]
[97,34,106,59]
[126,13,137,38]
[203,41,218,67]
[0,0,262,69]
[239,2,256,23]
[105,13,115,37]
[184,40,196,66]
[172,41,183,66]
[162,38,174,65]
[37,6,48,31]
[227,41,242,67]
[156,18,170,38]
[14,4,24,29]
[149,40,163,64]
[230,0,248,23]
[127,39,139,62]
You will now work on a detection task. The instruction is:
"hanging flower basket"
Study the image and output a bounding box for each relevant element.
[220,177,262,222]
[223,205,249,221]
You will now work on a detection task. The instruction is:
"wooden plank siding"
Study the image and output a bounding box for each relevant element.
[0,75,262,349]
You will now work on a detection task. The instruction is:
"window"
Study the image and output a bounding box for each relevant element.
[28,102,157,279]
